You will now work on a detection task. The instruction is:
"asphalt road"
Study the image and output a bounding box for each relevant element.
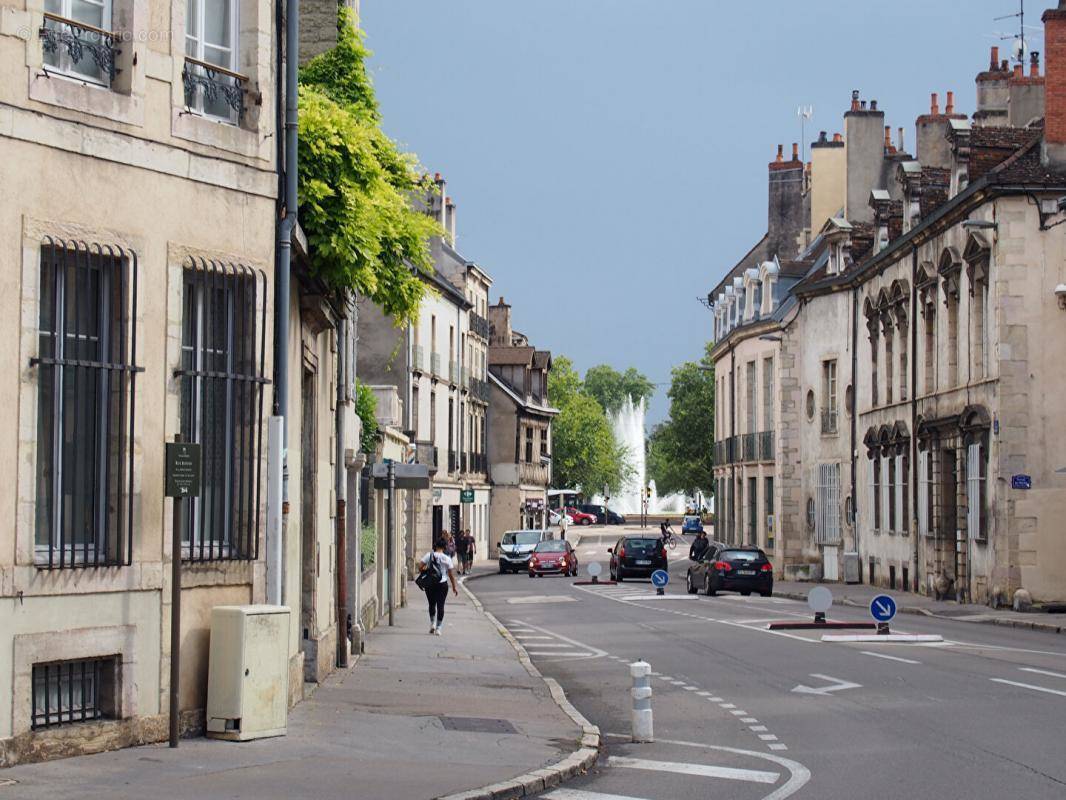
[468,530,1066,800]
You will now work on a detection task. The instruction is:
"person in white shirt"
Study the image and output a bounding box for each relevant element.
[420,538,458,635]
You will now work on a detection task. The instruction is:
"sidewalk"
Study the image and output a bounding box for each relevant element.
[1,584,597,800]
[774,580,1066,635]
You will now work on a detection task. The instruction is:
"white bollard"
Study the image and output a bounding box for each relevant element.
[630,660,653,743]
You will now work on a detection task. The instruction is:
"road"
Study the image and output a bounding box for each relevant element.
[468,530,1066,800]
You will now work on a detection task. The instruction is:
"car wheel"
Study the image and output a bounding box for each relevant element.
[581,519,591,526]
[705,575,716,596]
[528,571,535,579]
[686,572,696,595]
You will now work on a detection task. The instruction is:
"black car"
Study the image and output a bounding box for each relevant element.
[686,544,774,597]
[578,504,627,525]
[608,535,668,581]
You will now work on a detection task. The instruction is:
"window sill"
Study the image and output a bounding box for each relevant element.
[171,106,267,160]
[29,69,144,127]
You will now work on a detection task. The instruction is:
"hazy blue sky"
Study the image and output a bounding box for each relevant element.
[362,0,1032,422]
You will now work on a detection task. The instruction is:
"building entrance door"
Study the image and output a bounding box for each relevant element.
[301,367,318,682]
[432,505,444,543]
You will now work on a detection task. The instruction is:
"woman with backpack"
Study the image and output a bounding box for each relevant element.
[418,538,458,635]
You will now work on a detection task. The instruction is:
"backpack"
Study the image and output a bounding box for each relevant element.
[416,552,443,591]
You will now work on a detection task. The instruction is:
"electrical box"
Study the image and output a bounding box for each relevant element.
[843,552,861,584]
[206,605,290,741]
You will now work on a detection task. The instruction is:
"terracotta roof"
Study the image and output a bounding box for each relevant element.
[489,346,534,366]
[969,127,1040,181]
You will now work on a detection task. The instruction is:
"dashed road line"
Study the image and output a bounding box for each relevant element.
[1019,667,1066,680]
[860,650,921,664]
[990,677,1066,698]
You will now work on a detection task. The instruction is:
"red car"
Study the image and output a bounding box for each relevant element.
[529,540,579,577]
[564,506,597,526]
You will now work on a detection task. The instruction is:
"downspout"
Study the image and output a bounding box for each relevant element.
[335,313,348,668]
[910,244,920,593]
[850,286,860,569]
[729,344,736,545]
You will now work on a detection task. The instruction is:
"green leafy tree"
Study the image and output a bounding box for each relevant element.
[647,346,715,497]
[548,355,583,409]
[583,365,655,413]
[552,393,632,495]
[354,382,380,455]
[297,10,441,324]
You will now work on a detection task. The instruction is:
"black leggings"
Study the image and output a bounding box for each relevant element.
[426,581,449,625]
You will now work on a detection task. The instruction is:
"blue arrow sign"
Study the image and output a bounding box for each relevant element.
[651,569,670,588]
[870,594,897,623]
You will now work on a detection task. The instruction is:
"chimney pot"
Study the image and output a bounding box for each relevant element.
[776,144,783,162]
[791,142,799,160]
[434,172,442,181]
[946,91,955,114]
[860,100,867,110]
[1031,50,1040,76]
[870,99,878,110]
[833,132,843,142]
[818,130,828,143]
[1014,63,1024,78]
[1002,59,1009,71]
[930,92,939,115]
[851,90,860,111]
[898,126,905,152]
[991,45,999,69]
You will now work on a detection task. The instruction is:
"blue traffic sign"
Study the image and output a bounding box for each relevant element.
[1011,474,1032,490]
[651,569,670,588]
[870,594,897,623]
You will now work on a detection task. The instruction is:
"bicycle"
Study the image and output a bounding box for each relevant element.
[660,526,678,550]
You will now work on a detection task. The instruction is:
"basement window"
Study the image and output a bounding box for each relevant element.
[32,656,118,729]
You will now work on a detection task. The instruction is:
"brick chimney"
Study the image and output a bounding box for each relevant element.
[445,198,457,246]
[917,91,966,169]
[844,90,886,222]
[767,142,805,259]
[1044,2,1066,166]
[975,46,1011,126]
[488,297,512,347]
[1008,49,1045,127]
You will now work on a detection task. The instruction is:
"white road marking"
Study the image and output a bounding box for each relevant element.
[709,696,724,702]
[741,717,759,723]
[515,635,553,640]
[861,650,921,664]
[719,703,737,708]
[506,595,577,604]
[607,756,779,784]
[658,675,674,681]
[758,734,779,741]
[525,651,589,657]
[696,691,712,697]
[990,678,1066,698]
[791,674,862,696]
[1019,667,1066,680]
[670,680,687,686]
[822,633,942,643]
[683,686,698,691]
[543,790,650,800]
[768,743,789,751]
[519,643,576,648]
[506,619,607,660]
[750,725,768,732]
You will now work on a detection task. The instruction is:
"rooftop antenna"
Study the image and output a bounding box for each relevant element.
[994,0,1028,65]
[797,105,813,162]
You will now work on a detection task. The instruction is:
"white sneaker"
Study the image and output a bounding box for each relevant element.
[433,626,442,636]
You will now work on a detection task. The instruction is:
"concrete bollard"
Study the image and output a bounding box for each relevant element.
[630,660,653,743]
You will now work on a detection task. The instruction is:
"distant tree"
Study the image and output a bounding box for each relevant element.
[647,345,714,498]
[548,355,583,410]
[552,393,632,495]
[354,382,380,455]
[583,364,655,413]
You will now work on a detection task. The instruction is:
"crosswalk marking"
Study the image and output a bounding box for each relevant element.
[861,650,921,665]
[607,755,779,784]
[543,789,650,800]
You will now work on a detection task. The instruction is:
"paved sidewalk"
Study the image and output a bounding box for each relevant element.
[774,580,1066,635]
[2,584,590,800]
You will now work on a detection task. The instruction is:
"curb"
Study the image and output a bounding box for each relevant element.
[436,581,601,800]
[775,590,1065,635]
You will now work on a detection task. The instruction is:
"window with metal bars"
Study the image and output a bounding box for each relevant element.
[33,239,141,568]
[176,260,268,561]
[32,656,117,729]
[815,463,841,544]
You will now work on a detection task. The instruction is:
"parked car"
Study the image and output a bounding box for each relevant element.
[608,535,668,581]
[549,510,574,526]
[529,540,579,577]
[686,544,773,597]
[498,529,555,573]
[563,506,598,526]
[578,504,627,525]
[681,514,704,534]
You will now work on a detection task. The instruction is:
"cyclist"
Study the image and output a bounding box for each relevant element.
[659,519,675,545]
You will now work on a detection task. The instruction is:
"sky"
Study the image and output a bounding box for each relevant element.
[361,0,1033,423]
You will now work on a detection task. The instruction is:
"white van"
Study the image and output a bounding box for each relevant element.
[498,529,555,573]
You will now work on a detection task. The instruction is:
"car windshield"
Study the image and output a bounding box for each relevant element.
[624,538,661,555]
[502,531,542,546]
[535,541,567,553]
[721,549,763,562]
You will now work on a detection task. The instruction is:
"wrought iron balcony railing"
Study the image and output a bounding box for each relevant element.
[470,312,490,340]
[40,12,119,83]
[412,345,425,373]
[758,430,775,461]
[430,352,442,378]
[742,432,757,462]
[182,56,248,120]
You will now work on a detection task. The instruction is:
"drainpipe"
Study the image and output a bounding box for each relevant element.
[335,312,348,668]
[850,286,860,569]
[729,344,736,545]
[910,245,920,593]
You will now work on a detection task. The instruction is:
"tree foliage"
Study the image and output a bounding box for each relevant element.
[647,345,715,498]
[297,10,440,324]
[583,365,655,413]
[549,356,632,495]
[354,382,379,455]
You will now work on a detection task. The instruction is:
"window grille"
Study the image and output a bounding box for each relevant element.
[894,455,904,536]
[815,463,841,544]
[176,260,268,561]
[918,450,930,536]
[33,238,141,568]
[881,455,892,533]
[32,656,116,729]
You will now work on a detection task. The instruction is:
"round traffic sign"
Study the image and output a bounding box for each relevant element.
[587,561,603,578]
[807,586,833,614]
[870,594,897,623]
[651,569,670,588]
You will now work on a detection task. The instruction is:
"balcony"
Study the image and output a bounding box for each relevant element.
[448,450,457,474]
[412,345,425,373]
[430,352,442,378]
[182,56,248,121]
[518,462,550,486]
[470,312,490,340]
[821,409,839,435]
[461,366,471,389]
[40,12,119,85]
[460,452,468,473]
[449,360,459,386]
[758,430,775,461]
[742,432,757,462]
[470,377,490,403]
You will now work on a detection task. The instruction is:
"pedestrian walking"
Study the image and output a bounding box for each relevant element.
[689,529,709,561]
[559,511,569,541]
[444,530,457,562]
[417,539,458,635]
[461,529,475,574]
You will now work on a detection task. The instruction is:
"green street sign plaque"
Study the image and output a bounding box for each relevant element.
[165,442,202,498]
[460,489,475,503]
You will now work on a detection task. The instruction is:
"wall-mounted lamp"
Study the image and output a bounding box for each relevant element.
[962,219,998,231]
[1055,283,1066,310]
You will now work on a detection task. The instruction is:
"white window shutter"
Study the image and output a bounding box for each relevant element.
[967,443,980,539]
[880,456,891,535]
[917,451,929,536]
[895,455,903,536]
[867,459,876,534]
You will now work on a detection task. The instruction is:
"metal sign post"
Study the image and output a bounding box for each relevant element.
[165,438,201,748]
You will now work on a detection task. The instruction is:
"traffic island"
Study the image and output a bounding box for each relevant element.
[767,620,878,631]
